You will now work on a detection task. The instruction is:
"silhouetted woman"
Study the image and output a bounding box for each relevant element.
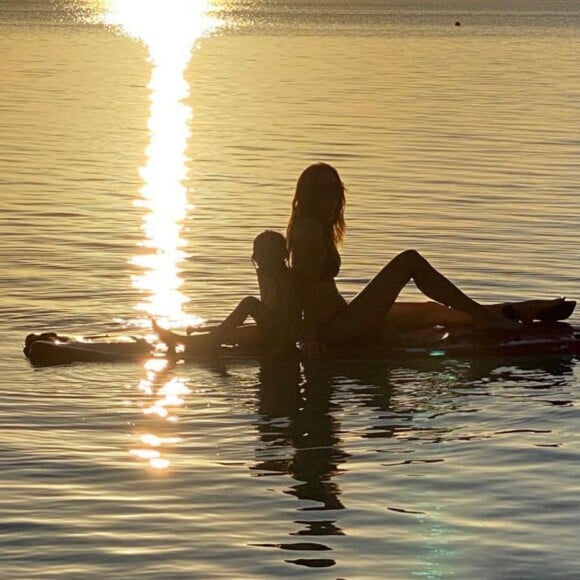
[287,162,520,354]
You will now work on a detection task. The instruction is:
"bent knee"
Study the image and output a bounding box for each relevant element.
[390,249,422,268]
[241,296,261,308]
[398,249,421,261]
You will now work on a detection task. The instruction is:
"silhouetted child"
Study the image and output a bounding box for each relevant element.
[153,230,299,354]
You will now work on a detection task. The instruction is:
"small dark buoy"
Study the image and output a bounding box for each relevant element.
[455,21,461,26]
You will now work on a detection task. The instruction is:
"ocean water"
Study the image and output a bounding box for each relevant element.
[1,1,579,577]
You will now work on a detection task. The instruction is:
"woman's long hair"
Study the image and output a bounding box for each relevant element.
[286,162,346,249]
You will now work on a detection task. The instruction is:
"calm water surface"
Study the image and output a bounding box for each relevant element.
[1,1,579,577]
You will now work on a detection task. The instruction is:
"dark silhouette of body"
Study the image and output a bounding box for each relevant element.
[286,163,567,355]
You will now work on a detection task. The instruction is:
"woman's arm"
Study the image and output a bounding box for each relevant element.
[289,219,324,343]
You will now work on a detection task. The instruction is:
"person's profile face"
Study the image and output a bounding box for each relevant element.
[316,169,342,221]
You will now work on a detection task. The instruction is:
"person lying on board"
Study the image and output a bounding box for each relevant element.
[153,230,300,355]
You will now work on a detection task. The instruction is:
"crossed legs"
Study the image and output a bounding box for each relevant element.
[321,249,517,344]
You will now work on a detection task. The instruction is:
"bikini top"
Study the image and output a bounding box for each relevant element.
[289,221,341,280]
[321,241,341,280]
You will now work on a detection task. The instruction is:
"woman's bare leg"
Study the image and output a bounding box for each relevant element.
[385,297,574,332]
[384,302,471,331]
[322,250,517,343]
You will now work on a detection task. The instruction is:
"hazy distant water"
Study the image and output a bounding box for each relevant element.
[1,1,579,578]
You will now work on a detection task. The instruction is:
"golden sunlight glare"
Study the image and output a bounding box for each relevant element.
[101,0,220,326]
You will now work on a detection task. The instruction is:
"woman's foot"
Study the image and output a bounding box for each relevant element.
[502,298,576,324]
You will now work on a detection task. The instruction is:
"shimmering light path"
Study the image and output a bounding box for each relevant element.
[101,1,221,471]
[103,0,219,326]
[1,2,579,577]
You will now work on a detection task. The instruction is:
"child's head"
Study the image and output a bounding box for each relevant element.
[252,230,288,272]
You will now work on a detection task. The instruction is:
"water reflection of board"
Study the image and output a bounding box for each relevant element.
[24,323,580,367]
[331,322,580,361]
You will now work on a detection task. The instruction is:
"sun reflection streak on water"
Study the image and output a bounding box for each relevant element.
[98,1,220,472]
[101,0,220,327]
[129,357,192,470]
